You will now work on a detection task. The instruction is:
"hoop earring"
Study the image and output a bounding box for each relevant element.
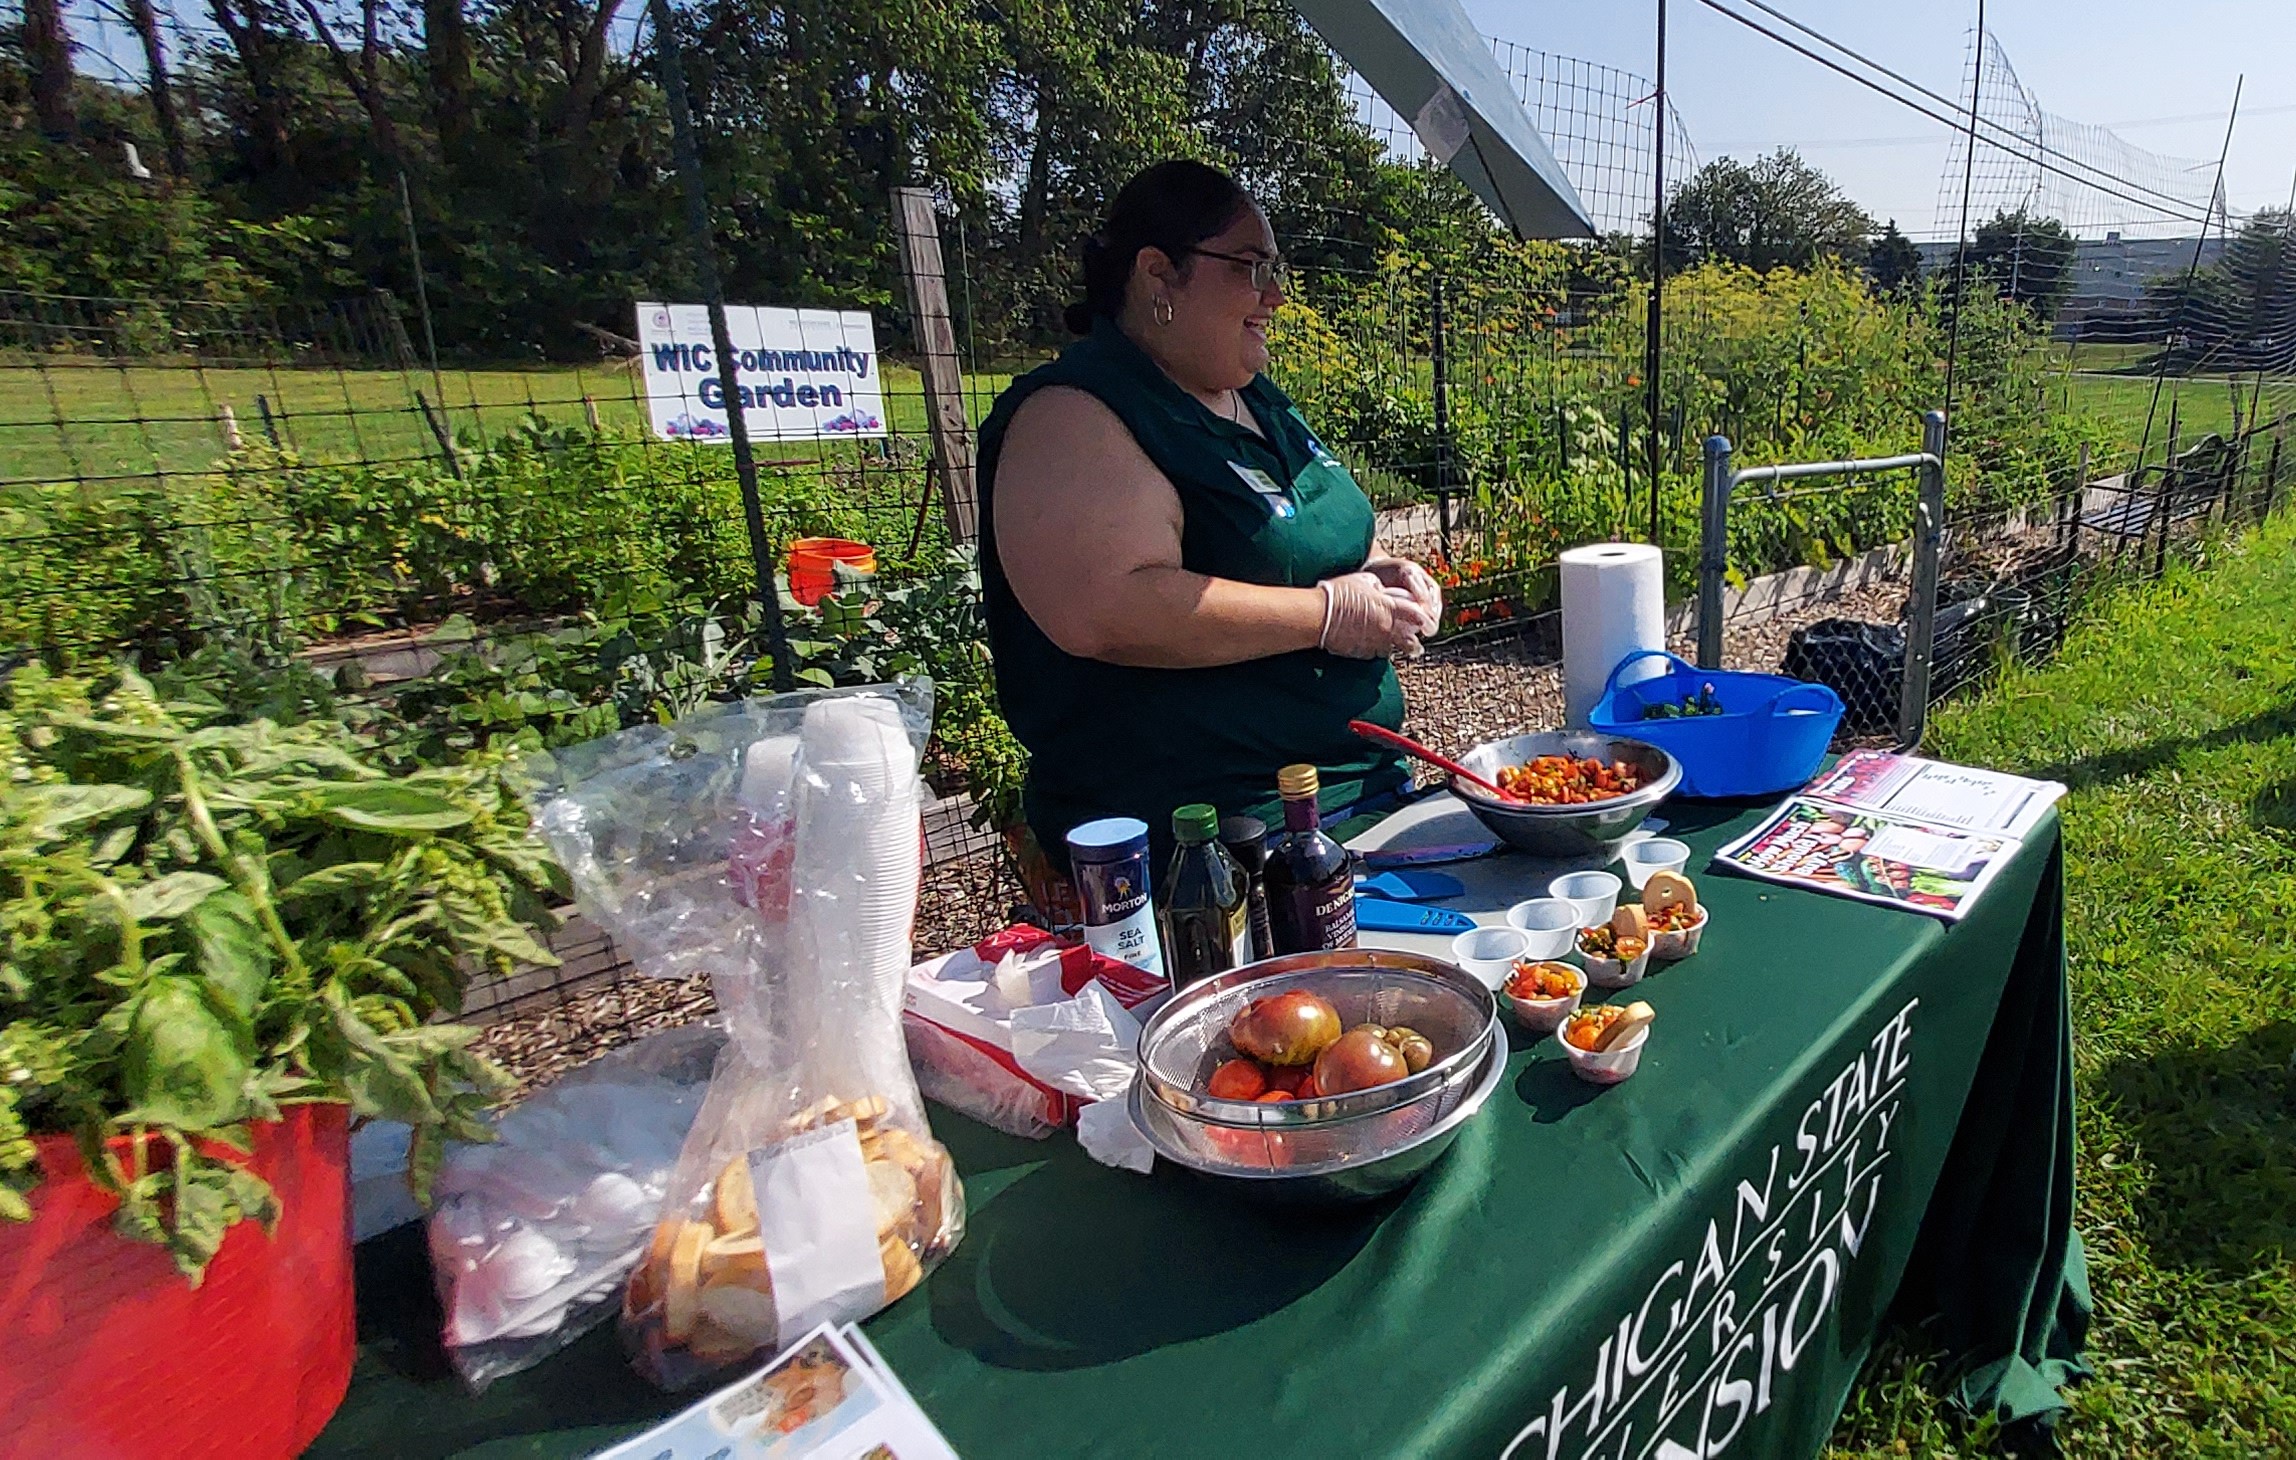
[1153,294,1174,326]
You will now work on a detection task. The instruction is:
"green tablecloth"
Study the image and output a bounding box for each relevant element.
[314,798,2089,1460]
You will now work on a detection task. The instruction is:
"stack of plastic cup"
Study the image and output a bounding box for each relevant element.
[790,696,924,1016]
[738,735,802,818]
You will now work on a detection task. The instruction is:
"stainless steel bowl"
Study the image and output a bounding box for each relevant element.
[1130,950,1503,1203]
[1131,1035,1505,1203]
[1449,730,1680,858]
[1138,950,1497,1127]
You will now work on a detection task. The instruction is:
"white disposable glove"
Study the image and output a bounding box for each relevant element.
[1319,571,1436,660]
[1364,553,1443,630]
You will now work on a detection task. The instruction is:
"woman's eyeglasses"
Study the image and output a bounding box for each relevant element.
[1186,247,1291,294]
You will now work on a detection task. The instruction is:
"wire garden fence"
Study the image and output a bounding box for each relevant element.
[6,15,2291,1044]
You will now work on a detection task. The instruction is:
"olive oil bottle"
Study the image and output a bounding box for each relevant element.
[1159,803,1254,985]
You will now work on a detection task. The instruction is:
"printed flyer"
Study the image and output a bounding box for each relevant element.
[1803,749,2064,837]
[592,1322,958,1460]
[1714,752,2064,921]
[1713,800,2015,920]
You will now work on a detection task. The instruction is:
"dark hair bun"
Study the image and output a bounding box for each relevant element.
[1064,160,1253,335]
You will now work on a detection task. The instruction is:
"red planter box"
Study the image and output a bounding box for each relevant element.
[0,1103,356,1460]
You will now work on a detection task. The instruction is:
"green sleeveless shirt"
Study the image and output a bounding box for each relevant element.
[977,317,1408,860]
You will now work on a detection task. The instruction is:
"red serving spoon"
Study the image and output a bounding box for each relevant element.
[1347,720,1521,803]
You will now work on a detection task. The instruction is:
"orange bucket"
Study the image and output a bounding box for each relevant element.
[786,537,878,606]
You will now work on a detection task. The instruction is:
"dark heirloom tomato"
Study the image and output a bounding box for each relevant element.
[1312,1028,1409,1095]
[1229,990,1343,1067]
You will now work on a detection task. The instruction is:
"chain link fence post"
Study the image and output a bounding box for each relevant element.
[1897,410,1948,750]
[1696,434,1732,669]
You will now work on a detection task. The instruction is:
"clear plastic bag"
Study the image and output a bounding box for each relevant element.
[529,683,966,1390]
[428,1022,723,1390]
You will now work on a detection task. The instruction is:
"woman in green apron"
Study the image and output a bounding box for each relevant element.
[979,160,1443,869]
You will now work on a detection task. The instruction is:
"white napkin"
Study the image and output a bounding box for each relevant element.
[1009,981,1142,1100]
[1075,1088,1156,1174]
[979,946,1069,1017]
[1007,981,1155,1175]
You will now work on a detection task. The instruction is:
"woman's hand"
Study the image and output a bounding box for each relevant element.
[1363,552,1442,630]
[1319,572,1436,659]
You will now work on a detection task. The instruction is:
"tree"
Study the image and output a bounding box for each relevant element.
[122,0,190,176]
[2146,208,2295,370]
[1661,149,1873,275]
[1866,220,1921,296]
[1963,208,2075,317]
[422,0,472,155]
[20,0,75,138]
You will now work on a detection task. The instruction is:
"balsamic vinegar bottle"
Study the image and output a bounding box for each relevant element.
[1263,764,1358,953]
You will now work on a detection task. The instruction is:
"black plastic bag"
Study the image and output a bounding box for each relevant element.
[1781,618,1904,733]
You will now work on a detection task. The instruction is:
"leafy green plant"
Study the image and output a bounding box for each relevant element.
[0,666,564,1278]
[787,548,1028,831]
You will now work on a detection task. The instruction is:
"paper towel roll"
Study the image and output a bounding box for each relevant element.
[1560,542,1667,729]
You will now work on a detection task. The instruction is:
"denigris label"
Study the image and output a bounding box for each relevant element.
[1276,880,1358,952]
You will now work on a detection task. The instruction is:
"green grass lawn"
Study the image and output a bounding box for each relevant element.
[2061,369,2290,463]
[1825,509,2296,1455]
[0,360,1022,488]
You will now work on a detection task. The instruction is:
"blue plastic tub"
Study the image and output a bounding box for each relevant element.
[1588,650,1844,798]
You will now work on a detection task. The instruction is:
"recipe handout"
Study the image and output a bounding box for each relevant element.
[591,1321,958,1460]
[1803,749,2065,837]
[1713,752,2065,921]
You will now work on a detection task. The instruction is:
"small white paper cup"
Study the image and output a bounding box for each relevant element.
[1622,838,1692,890]
[1503,964,1584,1035]
[1650,906,1709,961]
[1550,870,1622,927]
[1505,898,1581,959]
[1574,935,1651,989]
[1559,1017,1649,1085]
[1451,924,1534,990]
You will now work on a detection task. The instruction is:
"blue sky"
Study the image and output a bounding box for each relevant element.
[1463,0,2296,237]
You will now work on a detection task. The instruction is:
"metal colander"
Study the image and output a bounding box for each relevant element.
[1137,950,1498,1129]
[1134,1036,1496,1171]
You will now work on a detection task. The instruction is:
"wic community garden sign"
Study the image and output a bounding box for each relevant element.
[636,302,889,442]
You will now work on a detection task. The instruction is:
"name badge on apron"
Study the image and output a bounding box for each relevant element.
[1229,462,1296,519]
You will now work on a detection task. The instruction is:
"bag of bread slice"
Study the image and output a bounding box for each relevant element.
[530,682,964,1389]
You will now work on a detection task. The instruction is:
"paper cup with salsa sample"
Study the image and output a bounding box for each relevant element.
[1502,959,1584,1035]
[1559,1002,1652,1085]
[1572,908,1650,988]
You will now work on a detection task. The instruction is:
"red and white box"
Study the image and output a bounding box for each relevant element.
[901,925,1159,1139]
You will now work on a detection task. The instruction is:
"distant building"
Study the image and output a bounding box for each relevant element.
[1911,233,2226,338]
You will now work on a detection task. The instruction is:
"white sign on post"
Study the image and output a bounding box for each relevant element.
[635,301,888,442]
